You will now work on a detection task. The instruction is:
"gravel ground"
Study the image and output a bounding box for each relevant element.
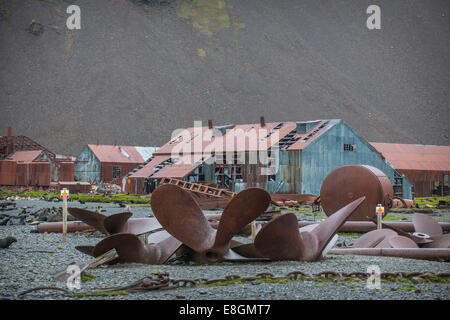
[0,200,449,300]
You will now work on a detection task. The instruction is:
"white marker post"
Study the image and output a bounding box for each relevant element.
[375,204,384,230]
[60,188,70,242]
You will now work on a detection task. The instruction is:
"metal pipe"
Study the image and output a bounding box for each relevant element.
[37,221,95,233]
[297,220,450,233]
[329,248,450,261]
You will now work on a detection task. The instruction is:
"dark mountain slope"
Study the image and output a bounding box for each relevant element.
[0,0,448,155]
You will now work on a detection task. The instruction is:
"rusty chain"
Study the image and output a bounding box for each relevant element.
[18,270,450,297]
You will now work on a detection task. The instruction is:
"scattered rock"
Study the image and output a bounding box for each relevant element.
[26,20,44,36]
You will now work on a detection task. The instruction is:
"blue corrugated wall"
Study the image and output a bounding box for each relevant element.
[299,120,412,198]
[74,146,101,182]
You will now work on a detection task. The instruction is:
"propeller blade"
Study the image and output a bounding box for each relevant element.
[68,208,108,234]
[254,213,301,260]
[388,236,419,248]
[211,188,271,256]
[310,196,366,254]
[299,223,338,256]
[154,236,184,264]
[92,233,151,264]
[230,243,267,258]
[125,218,162,235]
[412,213,443,237]
[423,234,450,248]
[75,245,95,257]
[151,184,215,252]
[352,229,398,248]
[103,211,133,234]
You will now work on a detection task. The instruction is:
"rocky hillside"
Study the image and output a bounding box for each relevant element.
[0,0,449,155]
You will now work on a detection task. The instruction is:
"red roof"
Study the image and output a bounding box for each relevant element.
[8,150,43,162]
[88,145,149,163]
[370,143,450,172]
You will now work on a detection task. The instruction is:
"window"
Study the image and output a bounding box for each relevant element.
[112,166,121,178]
[344,144,356,152]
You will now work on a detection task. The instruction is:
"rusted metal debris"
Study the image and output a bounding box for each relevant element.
[333,213,450,260]
[151,184,272,263]
[159,177,235,210]
[320,165,394,221]
[253,197,366,261]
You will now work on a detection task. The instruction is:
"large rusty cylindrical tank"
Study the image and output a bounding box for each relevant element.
[320,165,394,221]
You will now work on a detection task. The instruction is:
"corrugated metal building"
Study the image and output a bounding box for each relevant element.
[0,150,51,186]
[124,119,413,199]
[74,144,158,184]
[370,143,450,197]
[0,128,77,187]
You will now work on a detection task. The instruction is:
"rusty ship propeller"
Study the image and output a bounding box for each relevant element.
[252,196,366,261]
[151,184,272,263]
[250,196,366,261]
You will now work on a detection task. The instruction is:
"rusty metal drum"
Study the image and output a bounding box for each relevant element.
[320,165,394,221]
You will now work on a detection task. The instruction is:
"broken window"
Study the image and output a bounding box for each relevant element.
[112,166,121,178]
[343,144,356,152]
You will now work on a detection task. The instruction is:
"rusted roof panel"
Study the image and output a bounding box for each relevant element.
[8,150,43,162]
[129,155,172,178]
[88,145,155,164]
[154,122,300,156]
[286,120,333,150]
[151,155,212,179]
[370,143,450,172]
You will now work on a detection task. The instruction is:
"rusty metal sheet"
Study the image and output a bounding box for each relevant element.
[129,155,172,178]
[150,155,212,179]
[8,150,42,162]
[58,162,74,181]
[0,160,16,185]
[29,162,50,186]
[370,142,450,172]
[87,144,148,163]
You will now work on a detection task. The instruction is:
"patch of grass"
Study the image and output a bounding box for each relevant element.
[414,196,450,208]
[337,232,361,238]
[81,274,97,282]
[0,190,150,205]
[382,215,410,221]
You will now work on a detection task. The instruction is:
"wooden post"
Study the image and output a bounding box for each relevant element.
[376,204,384,230]
[62,196,67,242]
[60,188,69,242]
